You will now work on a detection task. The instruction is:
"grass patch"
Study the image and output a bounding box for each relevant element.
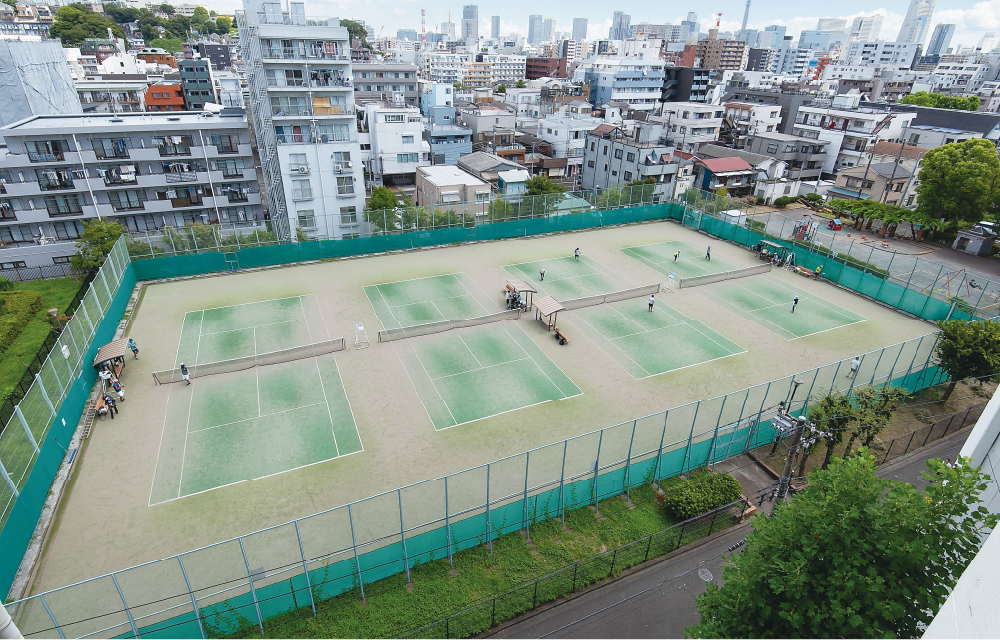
[0,277,81,397]
[221,479,736,639]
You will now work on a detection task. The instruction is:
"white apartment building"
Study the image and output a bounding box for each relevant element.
[771,48,813,77]
[537,114,603,179]
[482,54,526,85]
[823,64,878,81]
[924,62,996,93]
[839,41,920,68]
[360,103,431,186]
[503,87,541,118]
[418,52,470,83]
[791,92,912,173]
[661,102,724,152]
[722,101,782,148]
[238,0,364,241]
[573,56,665,112]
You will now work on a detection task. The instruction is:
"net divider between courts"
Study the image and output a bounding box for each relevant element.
[151,338,346,384]
[559,283,661,310]
[677,263,772,289]
[377,309,521,342]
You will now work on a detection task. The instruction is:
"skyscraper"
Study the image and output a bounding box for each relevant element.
[926,23,955,56]
[572,18,587,42]
[816,18,847,31]
[609,11,631,40]
[896,0,935,45]
[491,15,500,39]
[849,15,883,41]
[542,17,556,43]
[462,5,478,41]
[528,14,543,45]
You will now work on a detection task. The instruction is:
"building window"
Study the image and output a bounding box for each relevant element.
[476,192,489,203]
[384,114,404,123]
[340,206,357,224]
[402,135,414,144]
[107,190,146,211]
[292,178,312,200]
[623,171,633,181]
[590,142,595,151]
[766,143,778,154]
[333,151,351,163]
[297,210,315,228]
[397,153,419,163]
[766,125,774,132]
[603,146,608,155]
[52,220,85,239]
[587,160,595,168]
[626,152,635,162]
[210,134,240,153]
[337,176,355,195]
[53,256,72,264]
[92,138,132,159]
[614,149,623,159]
[44,194,85,216]
[288,153,307,171]
[0,261,27,269]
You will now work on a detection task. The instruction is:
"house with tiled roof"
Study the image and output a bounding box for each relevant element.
[692,156,756,196]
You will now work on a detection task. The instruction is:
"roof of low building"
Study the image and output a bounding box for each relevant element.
[498,169,531,182]
[696,156,754,173]
[417,165,489,187]
[840,161,913,180]
[696,145,774,167]
[456,151,523,174]
[868,141,930,160]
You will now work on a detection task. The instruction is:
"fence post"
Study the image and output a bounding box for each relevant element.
[486,463,493,553]
[827,361,843,395]
[559,442,567,527]
[237,537,266,635]
[592,431,603,515]
[919,265,945,319]
[347,504,366,600]
[708,507,720,535]
[491,597,497,628]
[397,489,411,580]
[46,355,65,398]
[846,354,864,396]
[914,335,940,389]
[572,562,579,592]
[882,439,895,464]
[293,521,317,616]
[16,406,39,454]
[682,401,700,479]
[0,458,18,499]
[901,335,925,387]
[874,250,896,300]
[883,344,904,388]
[904,429,918,455]
[523,452,531,540]
[676,521,688,551]
[110,572,140,639]
[533,580,539,609]
[930,415,956,447]
[177,556,208,639]
[709,396,727,470]
[78,299,95,338]
[445,475,454,566]
[625,420,636,500]
[39,594,66,639]
[35,373,56,418]
[654,410,668,484]
[644,532,654,563]
[609,548,618,577]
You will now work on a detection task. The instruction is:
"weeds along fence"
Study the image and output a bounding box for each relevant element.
[3,331,945,639]
[406,498,751,639]
[0,238,134,597]
[879,403,986,465]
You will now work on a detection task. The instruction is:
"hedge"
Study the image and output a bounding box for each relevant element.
[0,291,43,355]
[663,472,743,520]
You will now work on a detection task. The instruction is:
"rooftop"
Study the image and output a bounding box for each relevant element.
[840,161,914,180]
[696,145,776,167]
[0,111,247,133]
[868,141,930,160]
[456,151,523,174]
[417,165,488,187]
[753,131,829,144]
[696,156,755,173]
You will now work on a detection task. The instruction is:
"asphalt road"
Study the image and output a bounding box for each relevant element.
[488,428,972,639]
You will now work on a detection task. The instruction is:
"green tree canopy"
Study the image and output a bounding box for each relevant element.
[158,3,174,14]
[934,318,1000,399]
[688,450,998,639]
[71,220,125,276]
[496,84,507,93]
[214,15,231,32]
[103,2,140,22]
[901,91,980,111]
[524,175,566,196]
[340,19,369,47]
[365,186,400,233]
[50,3,125,46]
[515,79,526,88]
[915,139,1000,231]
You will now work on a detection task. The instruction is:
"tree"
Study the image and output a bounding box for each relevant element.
[71,220,125,276]
[496,84,507,93]
[515,79,526,88]
[807,391,857,471]
[191,6,209,23]
[1,0,15,7]
[843,385,909,453]
[214,15,231,32]
[50,3,125,46]
[159,3,174,14]
[521,174,567,216]
[340,19,369,47]
[103,2,140,22]
[365,186,399,233]
[915,139,1000,232]
[688,450,998,639]
[901,91,980,111]
[524,174,565,196]
[934,319,1000,400]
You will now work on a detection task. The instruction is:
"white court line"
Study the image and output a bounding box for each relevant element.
[299,295,313,344]
[697,289,798,341]
[499,323,577,399]
[411,343,459,427]
[432,397,572,431]
[176,310,204,499]
[314,359,340,457]
[569,312,652,378]
[762,278,869,323]
[429,299,450,325]
[193,294,308,314]
[454,274,499,313]
[388,293,479,311]
[366,272,468,288]
[457,333,485,370]
[620,247,718,278]
[580,254,637,288]
[254,326,260,417]
[374,284,405,331]
[309,294,333,341]
[187,401,329,434]
[148,312,194,507]
[431,356,532,381]
[199,319,296,337]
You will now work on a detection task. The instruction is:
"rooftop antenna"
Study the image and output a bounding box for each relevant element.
[741,0,750,31]
[421,8,426,41]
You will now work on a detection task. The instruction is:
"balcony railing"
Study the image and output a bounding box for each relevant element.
[27,150,65,163]
[46,204,84,216]
[0,205,16,220]
[222,190,250,202]
[170,196,203,207]
[94,149,130,160]
[261,48,349,61]
[157,146,192,157]
[164,171,198,182]
[271,106,354,117]
[39,179,74,191]
[103,174,138,186]
[220,168,246,179]
[110,200,145,211]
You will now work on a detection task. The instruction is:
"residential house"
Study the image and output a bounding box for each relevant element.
[720,101,782,148]
[415,165,490,211]
[692,157,756,196]
[830,161,917,207]
[537,114,603,181]
[746,131,830,180]
[456,151,524,186]
[360,102,430,186]
[573,56,665,112]
[353,62,419,106]
[580,123,678,195]
[660,102,724,153]
[144,82,185,111]
[423,105,473,165]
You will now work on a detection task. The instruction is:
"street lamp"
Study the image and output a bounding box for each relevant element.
[48,308,63,332]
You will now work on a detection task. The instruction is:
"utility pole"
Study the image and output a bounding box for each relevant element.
[770,414,806,516]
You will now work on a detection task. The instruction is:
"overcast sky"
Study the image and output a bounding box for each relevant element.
[204,0,999,50]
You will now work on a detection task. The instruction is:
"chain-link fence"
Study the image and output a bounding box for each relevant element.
[880,403,986,465]
[4,331,944,639]
[406,498,751,639]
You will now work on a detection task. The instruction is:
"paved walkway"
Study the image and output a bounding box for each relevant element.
[488,429,971,639]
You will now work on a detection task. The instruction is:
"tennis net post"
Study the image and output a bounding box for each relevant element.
[152,337,347,384]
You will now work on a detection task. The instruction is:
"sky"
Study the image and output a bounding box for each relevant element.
[200,0,1000,50]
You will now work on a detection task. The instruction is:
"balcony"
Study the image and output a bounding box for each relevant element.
[220,168,247,179]
[221,189,250,202]
[170,195,204,207]
[110,199,146,211]
[0,204,16,220]
[261,48,350,62]
[38,179,74,191]
[27,150,65,163]
[157,145,192,157]
[271,106,354,117]
[46,203,84,217]
[164,171,199,183]
[103,172,138,186]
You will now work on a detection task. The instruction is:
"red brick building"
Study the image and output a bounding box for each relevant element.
[526,57,567,80]
[145,83,185,111]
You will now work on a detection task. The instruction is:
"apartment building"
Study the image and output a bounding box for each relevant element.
[419,52,470,83]
[238,0,363,241]
[360,103,431,186]
[463,61,493,88]
[839,41,919,69]
[414,165,490,208]
[697,30,749,71]
[581,122,678,193]
[791,92,912,173]
[483,54,526,85]
[0,111,262,268]
[537,114,603,179]
[76,78,148,113]
[573,56,665,112]
[180,59,214,111]
[526,57,567,80]
[661,67,710,103]
[144,82,185,111]
[423,106,473,165]
[719,101,781,148]
[419,82,455,116]
[660,102,724,152]
[747,131,830,180]
[503,87,541,118]
[459,104,517,142]
[0,3,53,37]
[353,62,419,105]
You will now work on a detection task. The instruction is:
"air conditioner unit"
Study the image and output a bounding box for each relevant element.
[334,164,343,172]
[297,166,310,174]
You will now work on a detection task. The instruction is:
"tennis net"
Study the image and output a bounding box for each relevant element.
[560,283,661,310]
[152,338,346,384]
[677,264,771,289]
[378,309,521,342]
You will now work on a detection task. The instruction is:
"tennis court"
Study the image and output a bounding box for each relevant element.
[620,240,738,280]
[394,322,581,430]
[149,295,361,505]
[698,277,868,340]
[364,273,497,330]
[571,300,745,379]
[503,255,629,302]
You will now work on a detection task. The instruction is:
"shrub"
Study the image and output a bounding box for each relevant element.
[663,472,743,520]
[804,192,823,203]
[0,278,14,292]
[0,291,42,355]
[773,196,797,208]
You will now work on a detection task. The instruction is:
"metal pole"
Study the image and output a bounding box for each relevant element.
[238,537,265,634]
[709,396,727,470]
[682,401,701,478]
[110,572,140,639]
[397,490,411,581]
[867,348,885,387]
[78,298,95,338]
[522,452,531,539]
[347,504,365,600]
[40,594,66,640]
[654,411,668,484]
[828,362,843,395]
[593,431,603,514]
[293,521,317,615]
[16,407,39,454]
[883,344,904,388]
[485,464,493,552]
[178,556,207,639]
[624,420,637,500]
[47,355,64,397]
[559,442,567,527]
[919,265,945,319]
[0,458,18,498]
[35,373,56,418]
[846,354,864,395]
[875,250,896,299]
[99,268,112,309]
[769,416,805,516]
[445,475,453,565]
